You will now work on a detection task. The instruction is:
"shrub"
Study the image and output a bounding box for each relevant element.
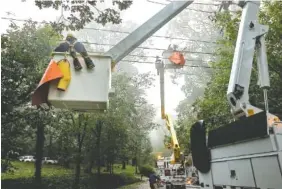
[138,165,155,177]
[1,159,16,173]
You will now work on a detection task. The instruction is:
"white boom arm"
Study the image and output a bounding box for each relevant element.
[227,1,271,118]
[105,1,193,65]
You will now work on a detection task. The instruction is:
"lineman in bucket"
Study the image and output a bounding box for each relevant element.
[53,33,95,70]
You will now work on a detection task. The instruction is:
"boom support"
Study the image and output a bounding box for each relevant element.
[227,1,270,118]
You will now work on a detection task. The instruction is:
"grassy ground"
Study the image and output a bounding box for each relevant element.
[2,161,140,189]
[2,161,72,180]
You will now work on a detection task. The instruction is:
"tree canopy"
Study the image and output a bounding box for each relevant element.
[33,1,132,31]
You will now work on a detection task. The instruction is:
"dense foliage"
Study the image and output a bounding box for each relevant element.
[138,164,155,177]
[33,1,132,31]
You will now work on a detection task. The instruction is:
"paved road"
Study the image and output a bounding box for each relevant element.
[133,182,165,189]
[132,182,199,189]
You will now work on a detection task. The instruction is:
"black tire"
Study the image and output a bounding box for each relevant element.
[190,120,211,173]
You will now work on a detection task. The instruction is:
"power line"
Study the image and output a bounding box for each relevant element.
[82,27,216,44]
[192,2,222,6]
[119,60,228,70]
[86,51,211,64]
[147,0,215,13]
[1,17,45,23]
[126,54,209,62]
[1,17,216,44]
[166,0,222,7]
[86,42,214,55]
[1,17,216,56]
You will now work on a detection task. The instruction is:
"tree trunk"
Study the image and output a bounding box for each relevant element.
[109,162,112,175]
[111,162,114,174]
[106,162,110,172]
[48,135,52,157]
[63,146,70,168]
[73,156,81,189]
[132,158,136,166]
[84,159,94,174]
[73,135,82,189]
[97,152,101,175]
[135,157,138,174]
[34,124,45,187]
[95,120,103,176]
[122,160,126,169]
[73,114,87,189]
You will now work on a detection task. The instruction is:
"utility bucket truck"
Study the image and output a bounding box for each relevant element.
[32,1,193,111]
[190,1,282,189]
[155,48,187,189]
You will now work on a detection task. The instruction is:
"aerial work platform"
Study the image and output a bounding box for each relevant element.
[32,53,112,112]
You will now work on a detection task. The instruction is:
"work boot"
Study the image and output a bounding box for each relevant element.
[73,57,82,71]
[84,57,95,69]
[70,51,82,71]
[80,51,95,69]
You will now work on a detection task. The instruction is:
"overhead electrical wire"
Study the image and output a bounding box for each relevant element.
[82,27,216,44]
[1,17,216,44]
[87,52,211,63]
[86,42,214,55]
[191,2,222,6]
[146,0,215,13]
[1,17,45,23]
[125,54,209,62]
[1,17,225,69]
[118,60,229,70]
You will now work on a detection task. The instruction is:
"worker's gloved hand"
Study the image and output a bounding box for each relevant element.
[73,57,82,71]
[84,57,95,69]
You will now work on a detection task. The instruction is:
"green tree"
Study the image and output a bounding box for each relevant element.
[1,22,61,178]
[33,1,132,31]
[80,71,156,177]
